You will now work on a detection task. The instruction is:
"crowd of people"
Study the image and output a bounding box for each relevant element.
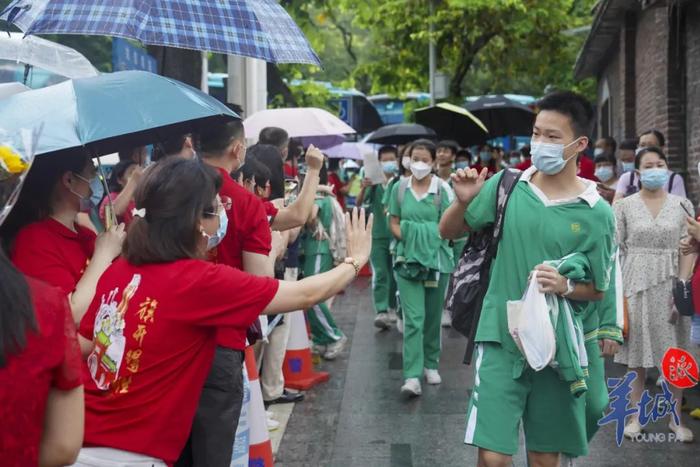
[1,89,700,467]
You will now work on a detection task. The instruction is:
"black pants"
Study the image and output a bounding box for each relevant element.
[175,347,244,467]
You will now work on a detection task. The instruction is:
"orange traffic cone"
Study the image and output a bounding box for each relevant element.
[282,310,330,390]
[245,346,273,467]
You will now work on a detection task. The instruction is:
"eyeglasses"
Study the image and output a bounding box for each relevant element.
[204,196,232,217]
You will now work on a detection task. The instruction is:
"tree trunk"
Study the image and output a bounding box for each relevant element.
[147,46,202,88]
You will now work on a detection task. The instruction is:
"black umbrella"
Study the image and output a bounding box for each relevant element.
[414,102,489,146]
[465,95,535,137]
[365,123,436,145]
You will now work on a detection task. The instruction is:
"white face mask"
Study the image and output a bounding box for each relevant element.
[401,156,411,170]
[410,161,432,180]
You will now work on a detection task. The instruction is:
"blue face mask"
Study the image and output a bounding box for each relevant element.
[621,162,635,173]
[640,168,669,191]
[530,138,580,175]
[89,176,105,207]
[455,161,469,170]
[381,160,398,174]
[509,157,521,166]
[205,209,229,250]
[480,151,492,163]
[595,166,614,183]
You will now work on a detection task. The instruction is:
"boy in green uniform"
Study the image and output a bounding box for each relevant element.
[440,92,617,467]
[302,166,347,360]
[357,146,400,330]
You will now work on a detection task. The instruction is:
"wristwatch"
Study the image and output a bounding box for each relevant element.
[562,278,575,297]
[344,257,361,276]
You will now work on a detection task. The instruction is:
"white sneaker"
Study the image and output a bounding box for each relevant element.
[266,415,280,431]
[623,419,642,439]
[400,378,422,397]
[323,335,347,360]
[387,309,398,323]
[374,313,391,330]
[310,343,327,356]
[424,368,442,385]
[441,309,452,327]
[669,422,694,442]
[396,317,404,334]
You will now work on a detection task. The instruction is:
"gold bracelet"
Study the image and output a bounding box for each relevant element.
[343,257,361,276]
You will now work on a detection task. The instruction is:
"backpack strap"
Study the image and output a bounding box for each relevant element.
[629,171,638,189]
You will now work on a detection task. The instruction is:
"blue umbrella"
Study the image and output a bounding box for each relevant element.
[1,0,320,66]
[0,70,239,157]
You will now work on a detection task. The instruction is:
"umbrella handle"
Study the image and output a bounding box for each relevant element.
[96,157,118,230]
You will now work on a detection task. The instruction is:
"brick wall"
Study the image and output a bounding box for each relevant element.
[619,12,637,139]
[684,2,700,205]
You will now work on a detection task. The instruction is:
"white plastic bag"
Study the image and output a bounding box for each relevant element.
[517,272,556,371]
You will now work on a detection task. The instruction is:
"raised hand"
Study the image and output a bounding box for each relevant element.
[450,167,488,204]
[95,223,126,262]
[345,207,373,267]
[305,144,324,172]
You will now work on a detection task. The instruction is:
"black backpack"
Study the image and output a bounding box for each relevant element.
[444,168,521,364]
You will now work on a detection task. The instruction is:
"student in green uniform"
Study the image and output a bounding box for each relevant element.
[357,145,400,330]
[303,165,347,360]
[388,139,455,397]
[440,91,616,467]
[382,143,414,333]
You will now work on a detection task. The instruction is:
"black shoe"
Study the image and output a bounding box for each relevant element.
[265,390,304,405]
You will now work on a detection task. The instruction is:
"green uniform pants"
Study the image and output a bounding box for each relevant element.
[395,273,448,379]
[370,236,397,314]
[303,252,344,346]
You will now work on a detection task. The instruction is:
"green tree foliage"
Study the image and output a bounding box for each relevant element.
[282,0,597,100]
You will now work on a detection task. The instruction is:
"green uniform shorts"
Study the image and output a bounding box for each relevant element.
[464,343,588,457]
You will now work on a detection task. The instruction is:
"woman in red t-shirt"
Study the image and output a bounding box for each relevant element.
[2,152,125,326]
[99,158,143,228]
[0,249,84,467]
[76,158,372,465]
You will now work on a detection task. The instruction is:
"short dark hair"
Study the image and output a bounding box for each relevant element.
[639,129,665,147]
[247,144,285,200]
[108,159,138,193]
[620,138,638,151]
[594,153,617,165]
[520,145,531,158]
[537,91,595,138]
[259,127,289,149]
[234,157,270,190]
[436,140,459,154]
[124,158,222,265]
[409,139,437,160]
[634,146,667,169]
[456,148,472,160]
[288,138,304,161]
[199,120,245,157]
[152,133,192,161]
[599,136,617,153]
[378,145,398,158]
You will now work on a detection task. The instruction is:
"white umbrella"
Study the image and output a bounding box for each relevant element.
[0,32,98,80]
[0,82,30,99]
[324,142,374,160]
[244,107,355,149]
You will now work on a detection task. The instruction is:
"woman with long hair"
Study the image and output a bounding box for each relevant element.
[74,158,372,465]
[0,143,83,467]
[2,152,125,324]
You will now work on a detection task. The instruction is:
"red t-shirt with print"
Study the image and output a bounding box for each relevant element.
[78,258,279,465]
[12,218,96,295]
[0,278,82,467]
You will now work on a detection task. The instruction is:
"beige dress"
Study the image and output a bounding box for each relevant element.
[613,193,696,369]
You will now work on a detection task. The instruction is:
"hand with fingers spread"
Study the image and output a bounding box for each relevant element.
[533,264,568,295]
[305,144,324,172]
[344,207,373,267]
[450,167,488,204]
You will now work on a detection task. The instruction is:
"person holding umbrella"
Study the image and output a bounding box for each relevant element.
[75,157,373,466]
[2,152,126,325]
[388,139,455,396]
